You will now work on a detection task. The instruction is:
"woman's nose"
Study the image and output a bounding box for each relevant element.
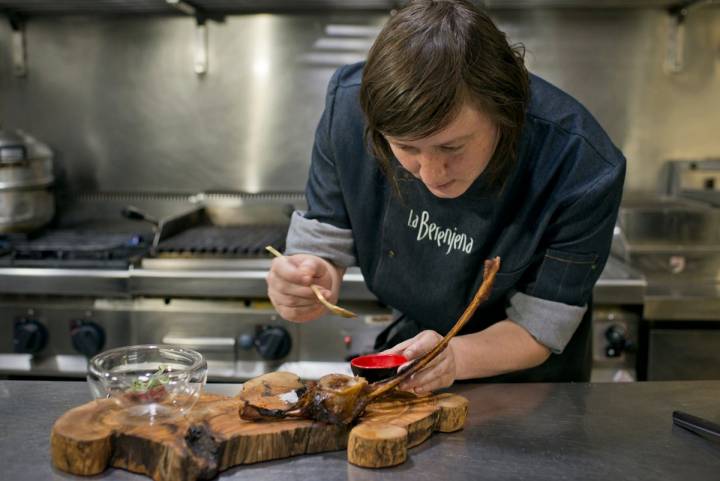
[417,154,448,186]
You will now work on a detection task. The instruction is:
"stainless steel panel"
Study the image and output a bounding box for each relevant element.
[129,268,272,297]
[0,259,642,301]
[130,265,381,299]
[0,13,385,193]
[0,0,397,15]
[484,0,685,6]
[593,256,646,304]
[648,327,720,380]
[200,194,302,225]
[127,299,298,373]
[612,193,720,286]
[620,250,720,285]
[0,298,131,355]
[0,295,373,380]
[0,268,129,296]
[296,311,393,362]
[591,307,639,382]
[614,195,720,248]
[495,8,720,194]
[0,0,691,15]
[1,10,719,194]
[644,293,720,320]
[664,159,720,197]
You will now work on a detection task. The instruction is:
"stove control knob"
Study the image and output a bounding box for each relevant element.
[604,324,628,358]
[13,318,48,355]
[238,334,255,350]
[71,321,106,358]
[255,326,292,361]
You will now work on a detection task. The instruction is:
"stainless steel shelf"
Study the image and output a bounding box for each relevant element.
[0,0,695,16]
[0,0,396,15]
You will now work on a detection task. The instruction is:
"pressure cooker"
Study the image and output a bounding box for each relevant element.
[0,129,54,233]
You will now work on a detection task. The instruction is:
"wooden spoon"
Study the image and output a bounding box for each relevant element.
[265,245,358,318]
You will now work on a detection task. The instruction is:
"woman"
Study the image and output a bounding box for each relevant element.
[267,0,625,391]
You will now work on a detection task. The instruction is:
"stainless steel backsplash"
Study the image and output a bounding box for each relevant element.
[0,8,718,194]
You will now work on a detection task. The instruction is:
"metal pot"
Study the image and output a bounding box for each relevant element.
[0,129,55,233]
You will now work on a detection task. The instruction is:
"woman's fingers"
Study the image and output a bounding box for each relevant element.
[403,368,454,393]
[266,254,337,322]
[383,330,441,357]
[392,333,457,393]
[399,331,443,360]
[268,270,318,300]
[382,330,446,375]
[270,290,317,309]
[399,352,454,393]
[272,256,322,286]
[380,337,416,355]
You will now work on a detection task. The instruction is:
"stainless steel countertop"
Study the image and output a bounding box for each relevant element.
[0,255,646,304]
[1,380,718,480]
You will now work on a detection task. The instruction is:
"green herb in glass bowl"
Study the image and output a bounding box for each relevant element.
[124,365,170,403]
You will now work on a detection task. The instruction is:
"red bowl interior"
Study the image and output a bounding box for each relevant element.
[351,354,407,369]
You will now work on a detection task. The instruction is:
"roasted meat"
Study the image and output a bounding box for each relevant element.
[239,373,370,425]
[239,257,501,425]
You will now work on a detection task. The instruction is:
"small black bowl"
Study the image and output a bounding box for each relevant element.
[350,354,408,383]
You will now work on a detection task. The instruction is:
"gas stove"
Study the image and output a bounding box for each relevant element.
[0,193,392,381]
[0,194,292,269]
[0,230,150,268]
[155,224,287,258]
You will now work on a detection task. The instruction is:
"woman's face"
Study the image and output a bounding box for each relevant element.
[385,102,499,199]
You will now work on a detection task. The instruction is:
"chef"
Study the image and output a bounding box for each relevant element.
[267,0,625,392]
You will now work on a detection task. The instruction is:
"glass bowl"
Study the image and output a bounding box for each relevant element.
[87,344,207,423]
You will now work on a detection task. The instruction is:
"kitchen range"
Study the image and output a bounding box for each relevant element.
[0,191,399,381]
[0,187,649,381]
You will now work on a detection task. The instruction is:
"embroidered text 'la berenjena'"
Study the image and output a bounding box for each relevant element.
[407,209,474,255]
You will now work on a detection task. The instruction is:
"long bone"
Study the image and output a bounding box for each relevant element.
[366,256,501,400]
[239,257,501,425]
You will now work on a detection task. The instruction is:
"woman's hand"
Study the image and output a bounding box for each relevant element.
[266,254,344,322]
[382,330,457,394]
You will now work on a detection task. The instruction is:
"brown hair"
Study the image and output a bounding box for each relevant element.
[360,0,530,191]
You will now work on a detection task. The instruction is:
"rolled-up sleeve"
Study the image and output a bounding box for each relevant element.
[285,211,356,267]
[507,150,625,354]
[284,66,357,268]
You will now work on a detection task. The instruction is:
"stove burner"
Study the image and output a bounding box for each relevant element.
[155,225,288,258]
[0,230,149,268]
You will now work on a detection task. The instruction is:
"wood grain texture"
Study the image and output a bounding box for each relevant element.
[348,423,407,468]
[51,388,468,480]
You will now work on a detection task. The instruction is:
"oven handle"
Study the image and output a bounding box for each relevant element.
[162,335,236,352]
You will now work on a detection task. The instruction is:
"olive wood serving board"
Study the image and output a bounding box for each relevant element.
[51,384,468,481]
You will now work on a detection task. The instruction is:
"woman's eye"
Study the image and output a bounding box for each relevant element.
[440,145,462,153]
[398,145,420,155]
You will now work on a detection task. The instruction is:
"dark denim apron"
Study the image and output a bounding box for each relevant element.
[367,170,592,383]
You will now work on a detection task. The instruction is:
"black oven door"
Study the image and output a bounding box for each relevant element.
[638,320,720,380]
